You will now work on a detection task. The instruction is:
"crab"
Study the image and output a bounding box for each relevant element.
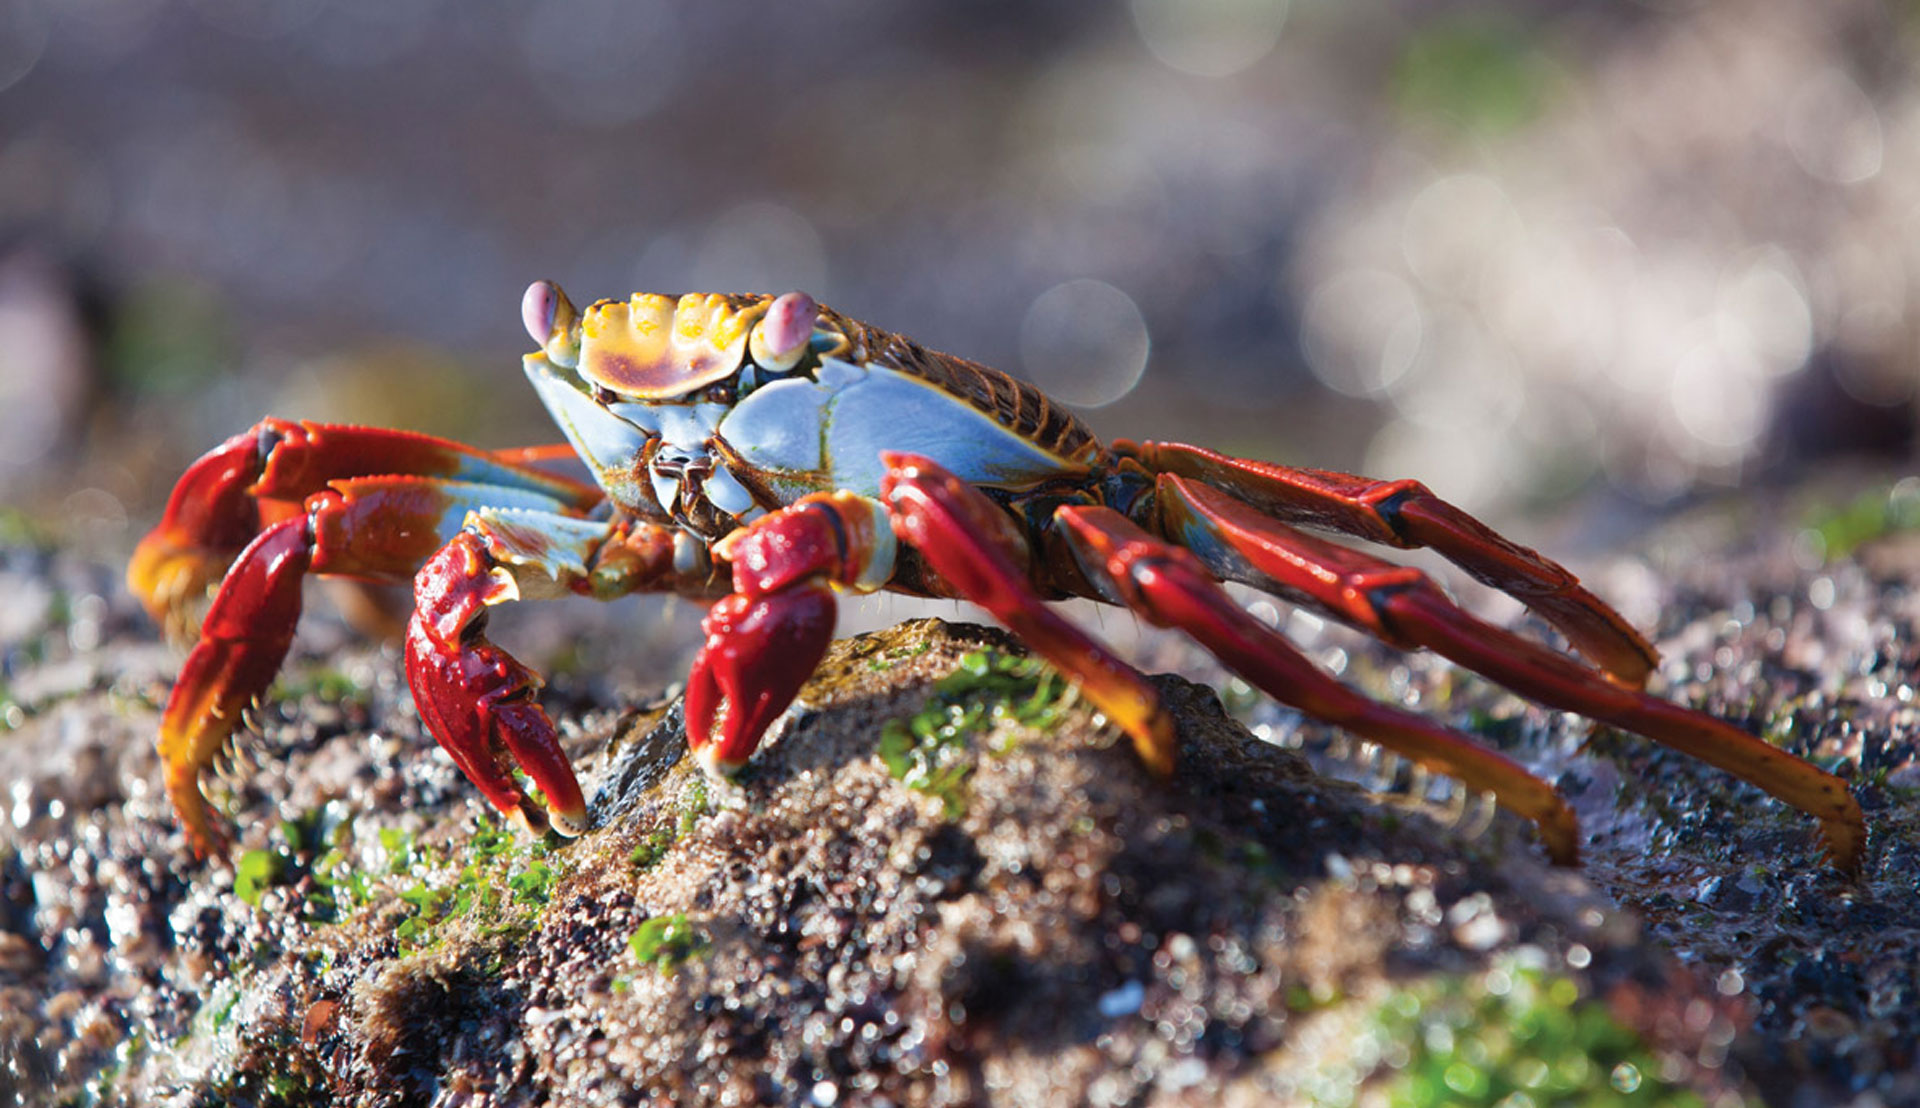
[127,282,1865,870]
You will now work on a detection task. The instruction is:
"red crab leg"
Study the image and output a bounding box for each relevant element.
[129,418,601,639]
[157,476,588,856]
[1055,504,1581,864]
[408,511,706,838]
[1123,441,1658,687]
[879,453,1179,777]
[684,493,893,773]
[1156,475,1865,871]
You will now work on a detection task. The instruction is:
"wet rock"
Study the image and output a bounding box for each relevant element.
[4,479,1920,1105]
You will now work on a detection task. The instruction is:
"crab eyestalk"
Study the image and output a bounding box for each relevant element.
[522,280,581,368]
[748,291,818,372]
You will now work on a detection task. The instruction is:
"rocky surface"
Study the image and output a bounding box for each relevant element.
[0,479,1916,1107]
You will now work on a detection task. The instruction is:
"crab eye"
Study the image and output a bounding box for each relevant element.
[522,281,560,344]
[702,381,737,405]
[749,291,818,373]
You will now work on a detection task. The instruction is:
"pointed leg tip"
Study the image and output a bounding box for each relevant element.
[171,788,232,860]
[163,726,235,859]
[1121,711,1178,778]
[183,821,232,861]
[693,742,748,780]
[1824,823,1865,876]
[547,802,591,838]
[1538,806,1582,867]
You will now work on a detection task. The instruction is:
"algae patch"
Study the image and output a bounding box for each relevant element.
[1349,960,1709,1108]
[627,913,706,975]
[876,648,1070,817]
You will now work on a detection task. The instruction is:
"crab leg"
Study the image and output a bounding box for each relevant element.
[156,477,584,855]
[407,510,708,838]
[1155,475,1865,870]
[129,418,601,639]
[1055,504,1582,864]
[683,493,894,773]
[405,506,714,833]
[878,453,1179,776]
[1124,441,1658,687]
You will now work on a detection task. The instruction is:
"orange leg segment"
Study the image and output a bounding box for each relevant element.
[1124,440,1658,687]
[1154,474,1865,870]
[157,479,477,855]
[158,516,312,856]
[1055,504,1581,864]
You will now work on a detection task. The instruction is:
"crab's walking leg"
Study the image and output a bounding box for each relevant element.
[157,476,582,854]
[406,511,704,837]
[1125,441,1658,687]
[879,453,1179,776]
[1056,504,1582,864]
[129,419,600,639]
[1157,475,1865,870]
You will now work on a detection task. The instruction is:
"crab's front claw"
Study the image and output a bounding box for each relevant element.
[685,582,836,776]
[684,492,893,775]
[404,625,589,838]
[406,532,589,838]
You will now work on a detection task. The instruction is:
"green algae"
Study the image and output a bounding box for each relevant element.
[1802,478,1920,559]
[1351,962,1708,1108]
[877,649,1070,817]
[628,913,705,974]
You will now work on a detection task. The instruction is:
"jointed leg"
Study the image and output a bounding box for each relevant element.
[1055,504,1581,864]
[158,476,586,854]
[683,455,1175,781]
[129,418,602,639]
[1124,440,1658,686]
[1156,474,1864,870]
[407,510,709,837]
[880,453,1177,776]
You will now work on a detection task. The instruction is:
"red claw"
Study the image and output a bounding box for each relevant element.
[406,533,589,837]
[686,583,836,775]
[686,493,892,774]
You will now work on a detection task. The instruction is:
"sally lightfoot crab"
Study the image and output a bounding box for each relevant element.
[128,282,1865,869]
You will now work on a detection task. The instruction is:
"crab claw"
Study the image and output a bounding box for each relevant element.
[406,629,590,838]
[685,582,836,776]
[406,533,589,838]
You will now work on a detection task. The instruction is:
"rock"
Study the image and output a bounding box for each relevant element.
[5,480,1920,1104]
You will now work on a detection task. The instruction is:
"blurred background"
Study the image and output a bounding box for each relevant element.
[2,0,1917,548]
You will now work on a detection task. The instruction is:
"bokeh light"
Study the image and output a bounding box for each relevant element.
[0,0,49,93]
[0,0,1914,522]
[1018,278,1151,408]
[1131,0,1290,78]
